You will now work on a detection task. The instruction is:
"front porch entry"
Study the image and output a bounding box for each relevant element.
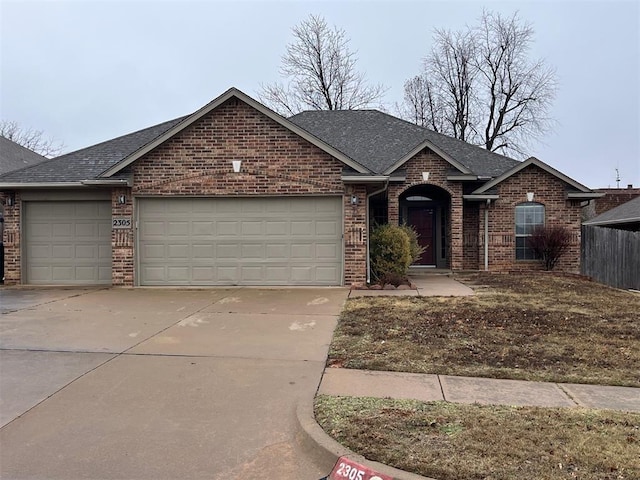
[399,185,451,269]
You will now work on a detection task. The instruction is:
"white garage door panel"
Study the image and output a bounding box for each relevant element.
[24,201,112,285]
[138,197,343,286]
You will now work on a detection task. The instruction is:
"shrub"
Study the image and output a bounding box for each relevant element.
[528,225,572,271]
[370,224,412,283]
[399,223,426,265]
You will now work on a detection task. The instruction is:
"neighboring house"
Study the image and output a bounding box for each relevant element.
[582,196,640,290]
[582,186,640,221]
[0,136,49,175]
[1,136,48,282]
[583,195,640,232]
[0,88,601,287]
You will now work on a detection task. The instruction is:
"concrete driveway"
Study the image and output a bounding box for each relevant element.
[0,286,348,479]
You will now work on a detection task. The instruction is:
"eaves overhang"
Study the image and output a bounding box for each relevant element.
[0,182,86,189]
[567,192,605,200]
[100,88,370,178]
[447,174,479,181]
[341,175,389,183]
[463,194,500,201]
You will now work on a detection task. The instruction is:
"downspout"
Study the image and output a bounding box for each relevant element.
[366,182,389,284]
[484,199,491,271]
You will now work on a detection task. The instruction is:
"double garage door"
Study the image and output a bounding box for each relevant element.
[138,197,343,286]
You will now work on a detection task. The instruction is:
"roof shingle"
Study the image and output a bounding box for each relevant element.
[289,110,520,176]
[0,116,186,183]
[0,136,48,175]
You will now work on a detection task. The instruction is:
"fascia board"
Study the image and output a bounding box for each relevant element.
[567,192,605,199]
[463,194,500,201]
[382,140,473,176]
[81,179,132,186]
[100,88,370,178]
[447,174,478,181]
[341,175,389,183]
[0,182,85,189]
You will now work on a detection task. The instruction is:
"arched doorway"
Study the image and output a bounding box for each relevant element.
[399,185,451,268]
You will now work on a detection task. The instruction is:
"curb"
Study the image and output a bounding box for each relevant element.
[296,397,436,480]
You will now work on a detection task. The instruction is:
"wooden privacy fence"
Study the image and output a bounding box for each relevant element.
[581,225,640,290]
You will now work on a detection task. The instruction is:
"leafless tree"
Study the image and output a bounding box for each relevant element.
[400,11,557,157]
[0,120,64,157]
[260,14,386,115]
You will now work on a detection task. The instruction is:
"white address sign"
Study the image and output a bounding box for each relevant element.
[112,217,132,229]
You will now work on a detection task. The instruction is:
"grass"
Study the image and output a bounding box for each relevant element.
[315,395,640,480]
[328,273,640,386]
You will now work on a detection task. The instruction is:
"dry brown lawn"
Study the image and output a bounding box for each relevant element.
[315,396,640,480]
[328,273,640,386]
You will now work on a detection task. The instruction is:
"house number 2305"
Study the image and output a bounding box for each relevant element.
[112,217,132,229]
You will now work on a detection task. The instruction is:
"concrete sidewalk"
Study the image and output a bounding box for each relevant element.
[301,368,640,479]
[318,368,640,412]
[349,273,475,297]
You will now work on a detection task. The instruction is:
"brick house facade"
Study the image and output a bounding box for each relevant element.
[0,88,600,286]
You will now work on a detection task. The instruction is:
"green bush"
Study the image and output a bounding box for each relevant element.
[370,224,412,283]
[399,223,426,265]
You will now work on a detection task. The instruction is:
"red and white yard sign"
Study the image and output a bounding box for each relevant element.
[328,456,393,480]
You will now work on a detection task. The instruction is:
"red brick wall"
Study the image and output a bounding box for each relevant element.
[126,98,363,285]
[463,202,480,270]
[112,188,133,286]
[593,188,640,215]
[388,149,463,270]
[480,164,583,273]
[1,192,21,284]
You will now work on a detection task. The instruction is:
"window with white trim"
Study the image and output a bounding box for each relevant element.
[515,202,544,260]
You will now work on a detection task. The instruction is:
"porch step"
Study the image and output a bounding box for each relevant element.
[408,267,452,276]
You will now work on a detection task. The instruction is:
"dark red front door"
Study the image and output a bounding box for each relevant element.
[407,207,435,265]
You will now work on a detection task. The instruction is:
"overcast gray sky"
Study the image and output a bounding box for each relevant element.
[1,0,638,189]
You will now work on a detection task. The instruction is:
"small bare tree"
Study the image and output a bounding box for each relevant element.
[0,120,64,157]
[260,14,386,115]
[528,225,572,271]
[400,10,557,157]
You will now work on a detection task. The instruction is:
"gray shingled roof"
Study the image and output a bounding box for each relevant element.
[583,196,640,226]
[289,110,520,176]
[0,116,186,183]
[0,136,48,175]
[1,105,520,185]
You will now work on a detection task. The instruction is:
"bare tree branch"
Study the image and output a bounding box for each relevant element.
[0,120,64,157]
[399,10,557,157]
[259,14,386,115]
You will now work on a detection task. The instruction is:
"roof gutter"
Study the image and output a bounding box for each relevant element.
[341,175,390,183]
[81,178,132,187]
[567,192,605,200]
[0,182,86,189]
[463,194,500,201]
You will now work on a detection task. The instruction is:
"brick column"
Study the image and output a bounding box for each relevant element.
[343,185,368,286]
[449,185,463,270]
[111,188,134,286]
[1,192,21,284]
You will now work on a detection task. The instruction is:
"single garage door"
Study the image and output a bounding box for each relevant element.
[138,197,343,286]
[24,201,112,284]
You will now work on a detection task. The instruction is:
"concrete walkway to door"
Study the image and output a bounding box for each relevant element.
[349,272,475,297]
[0,286,349,480]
